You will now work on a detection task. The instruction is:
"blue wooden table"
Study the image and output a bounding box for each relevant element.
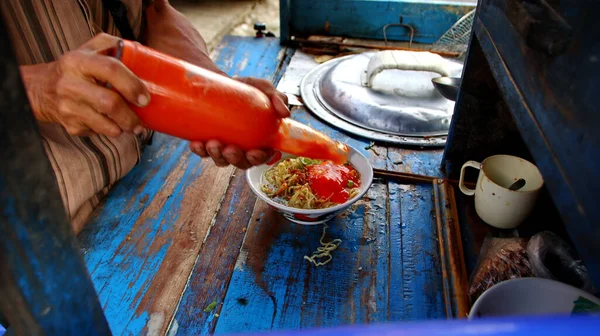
[79,36,466,335]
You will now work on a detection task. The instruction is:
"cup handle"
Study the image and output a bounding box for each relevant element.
[459,160,481,196]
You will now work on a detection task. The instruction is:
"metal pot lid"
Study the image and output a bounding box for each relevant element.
[301,50,463,147]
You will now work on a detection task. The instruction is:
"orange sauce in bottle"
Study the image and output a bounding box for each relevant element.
[114,40,349,163]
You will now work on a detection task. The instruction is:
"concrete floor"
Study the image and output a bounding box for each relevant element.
[172,0,280,51]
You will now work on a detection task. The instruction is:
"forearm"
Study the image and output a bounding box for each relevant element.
[143,0,226,75]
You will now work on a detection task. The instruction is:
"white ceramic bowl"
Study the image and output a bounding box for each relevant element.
[469,277,600,319]
[246,146,374,225]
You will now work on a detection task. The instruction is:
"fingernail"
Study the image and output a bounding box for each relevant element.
[133,125,144,135]
[223,152,235,161]
[137,94,150,107]
[208,146,219,156]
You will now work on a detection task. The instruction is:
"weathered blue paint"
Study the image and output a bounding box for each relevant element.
[394,183,445,319]
[0,20,110,335]
[212,182,445,334]
[82,35,450,335]
[169,37,295,336]
[211,36,290,79]
[80,138,206,335]
[163,34,449,332]
[80,36,292,335]
[281,0,475,44]
[203,98,445,333]
[225,315,600,336]
[169,173,258,335]
[473,0,600,287]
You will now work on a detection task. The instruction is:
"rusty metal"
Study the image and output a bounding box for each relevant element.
[373,168,476,188]
[433,179,470,318]
[383,23,414,48]
[293,37,461,58]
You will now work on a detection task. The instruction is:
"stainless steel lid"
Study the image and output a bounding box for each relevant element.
[300,50,463,147]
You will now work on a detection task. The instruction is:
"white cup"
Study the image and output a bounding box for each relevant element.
[459,155,544,229]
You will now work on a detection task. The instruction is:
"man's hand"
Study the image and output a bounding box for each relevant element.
[21,33,150,137]
[189,77,290,169]
[145,1,291,169]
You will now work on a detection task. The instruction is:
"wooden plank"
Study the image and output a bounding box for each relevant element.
[213,183,390,333]
[80,137,234,335]
[80,36,288,335]
[0,22,110,334]
[168,173,256,336]
[167,37,297,335]
[433,180,469,318]
[207,103,446,332]
[286,0,475,44]
[212,181,447,334]
[386,147,444,176]
[170,37,451,334]
[293,36,461,58]
[393,182,446,320]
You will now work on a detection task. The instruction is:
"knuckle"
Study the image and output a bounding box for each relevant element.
[96,32,110,40]
[103,58,121,74]
[256,78,272,87]
[93,33,115,46]
[121,115,138,131]
[59,53,77,70]
[55,79,69,96]
[57,100,72,115]
[98,92,120,113]
[65,125,86,136]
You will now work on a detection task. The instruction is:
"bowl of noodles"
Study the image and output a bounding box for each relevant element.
[246,146,373,225]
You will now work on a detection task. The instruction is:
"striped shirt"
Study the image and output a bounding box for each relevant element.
[1,0,151,234]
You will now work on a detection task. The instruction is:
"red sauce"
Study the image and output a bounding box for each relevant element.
[306,162,361,203]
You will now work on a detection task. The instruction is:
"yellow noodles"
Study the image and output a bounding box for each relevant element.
[303,224,342,267]
[260,157,360,209]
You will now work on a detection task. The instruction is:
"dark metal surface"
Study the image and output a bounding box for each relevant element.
[0,16,111,336]
[301,52,463,147]
[445,0,600,289]
[505,0,573,56]
[432,77,462,101]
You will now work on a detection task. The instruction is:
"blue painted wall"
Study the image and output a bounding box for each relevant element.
[282,0,475,43]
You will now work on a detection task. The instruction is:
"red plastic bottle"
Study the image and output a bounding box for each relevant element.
[112,40,349,163]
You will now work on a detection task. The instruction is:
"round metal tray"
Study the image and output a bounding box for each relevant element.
[300,52,463,147]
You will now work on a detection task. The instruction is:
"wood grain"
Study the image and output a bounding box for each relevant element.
[167,36,299,336]
[208,106,448,333]
[80,36,290,335]
[80,135,234,335]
